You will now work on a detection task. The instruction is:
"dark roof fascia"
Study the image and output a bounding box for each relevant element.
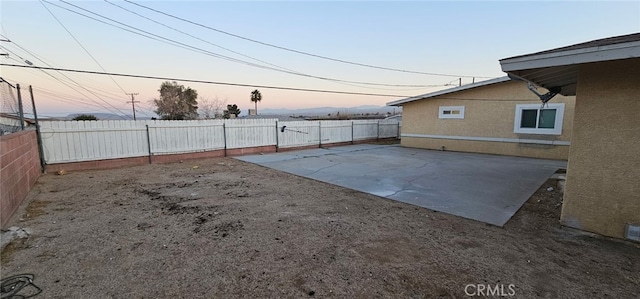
[501,33,640,62]
[500,33,640,71]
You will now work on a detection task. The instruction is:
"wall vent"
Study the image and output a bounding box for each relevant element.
[626,224,640,242]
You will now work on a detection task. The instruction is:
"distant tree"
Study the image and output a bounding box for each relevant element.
[153,81,198,120]
[250,89,262,114]
[72,114,98,121]
[199,96,227,119]
[223,104,241,119]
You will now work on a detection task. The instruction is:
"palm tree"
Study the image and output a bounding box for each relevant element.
[250,89,262,115]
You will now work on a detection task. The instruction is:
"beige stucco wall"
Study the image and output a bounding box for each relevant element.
[401,80,575,160]
[560,58,640,239]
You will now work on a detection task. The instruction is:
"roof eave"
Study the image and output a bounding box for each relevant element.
[500,41,640,97]
[386,76,511,107]
[500,41,640,72]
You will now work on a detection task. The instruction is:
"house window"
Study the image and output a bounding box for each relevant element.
[514,103,565,135]
[439,106,465,119]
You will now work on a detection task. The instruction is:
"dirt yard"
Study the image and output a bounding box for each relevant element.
[1,155,639,298]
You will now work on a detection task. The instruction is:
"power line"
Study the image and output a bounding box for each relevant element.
[104,0,452,91]
[0,46,31,65]
[2,38,121,93]
[33,86,120,110]
[4,41,110,94]
[2,57,125,101]
[0,77,16,88]
[0,64,413,98]
[1,43,129,118]
[103,0,293,72]
[0,77,144,117]
[134,107,152,118]
[39,1,223,61]
[8,78,124,112]
[35,89,114,111]
[49,0,447,89]
[134,102,157,117]
[39,0,129,96]
[0,80,119,113]
[2,53,25,65]
[2,58,128,118]
[123,0,491,79]
[4,39,131,117]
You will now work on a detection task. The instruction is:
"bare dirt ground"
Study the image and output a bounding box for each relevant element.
[1,155,639,298]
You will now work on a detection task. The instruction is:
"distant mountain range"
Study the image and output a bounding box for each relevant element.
[259,105,401,116]
[64,105,401,120]
[65,113,153,120]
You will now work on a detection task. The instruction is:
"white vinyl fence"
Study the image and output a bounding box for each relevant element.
[39,119,400,164]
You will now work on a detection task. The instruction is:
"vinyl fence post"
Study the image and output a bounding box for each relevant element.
[351,121,354,144]
[146,124,152,164]
[275,121,279,152]
[397,122,401,140]
[223,122,227,157]
[318,121,322,148]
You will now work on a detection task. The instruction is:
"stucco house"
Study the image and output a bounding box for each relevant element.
[387,77,575,160]
[500,33,640,241]
[0,113,35,135]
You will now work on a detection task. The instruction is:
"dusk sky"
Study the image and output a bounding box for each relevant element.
[1,1,639,118]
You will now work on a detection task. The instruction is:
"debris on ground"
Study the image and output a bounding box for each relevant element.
[0,158,638,298]
[0,227,32,252]
[0,274,42,298]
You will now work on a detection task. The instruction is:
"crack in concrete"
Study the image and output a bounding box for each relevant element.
[304,160,341,176]
[387,175,427,198]
[362,159,431,178]
[271,145,396,165]
[357,159,433,198]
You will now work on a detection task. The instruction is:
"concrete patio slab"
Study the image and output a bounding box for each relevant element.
[236,145,566,226]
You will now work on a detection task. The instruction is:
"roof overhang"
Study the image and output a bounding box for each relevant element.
[500,35,640,96]
[387,76,510,106]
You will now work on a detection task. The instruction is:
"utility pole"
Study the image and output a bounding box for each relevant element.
[126,92,139,120]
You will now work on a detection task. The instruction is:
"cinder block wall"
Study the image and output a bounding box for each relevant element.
[1,130,41,227]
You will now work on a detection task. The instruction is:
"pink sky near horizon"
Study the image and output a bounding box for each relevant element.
[1,1,638,117]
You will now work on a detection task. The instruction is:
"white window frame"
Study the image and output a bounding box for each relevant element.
[439,106,465,119]
[514,103,565,135]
